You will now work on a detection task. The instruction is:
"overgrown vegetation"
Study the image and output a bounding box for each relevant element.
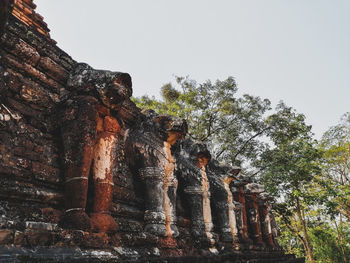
[133,76,350,263]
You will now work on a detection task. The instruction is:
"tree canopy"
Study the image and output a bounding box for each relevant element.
[133,76,271,168]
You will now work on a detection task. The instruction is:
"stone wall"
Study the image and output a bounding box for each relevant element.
[0,1,304,262]
[0,0,148,252]
[0,0,71,222]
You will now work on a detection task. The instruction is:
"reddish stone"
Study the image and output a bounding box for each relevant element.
[32,161,60,183]
[19,83,53,106]
[0,229,14,245]
[38,56,68,83]
[159,237,178,248]
[96,105,110,116]
[25,230,52,246]
[7,97,43,118]
[41,207,62,224]
[1,32,40,65]
[246,193,265,247]
[13,231,25,246]
[90,213,118,234]
[97,116,104,132]
[81,232,109,249]
[104,116,120,133]
[4,69,22,93]
[11,0,51,38]
[160,248,184,258]
[233,185,252,244]
[259,201,276,249]
[60,211,91,233]
[4,54,63,92]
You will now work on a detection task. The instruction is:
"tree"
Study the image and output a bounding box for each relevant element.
[312,113,350,263]
[255,103,322,263]
[319,113,350,220]
[133,76,272,168]
[309,220,350,263]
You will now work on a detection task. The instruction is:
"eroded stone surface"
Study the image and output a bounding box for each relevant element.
[0,1,302,262]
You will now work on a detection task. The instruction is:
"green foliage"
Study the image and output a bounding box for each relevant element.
[318,113,350,220]
[275,213,305,258]
[256,103,321,200]
[309,222,350,263]
[133,76,271,167]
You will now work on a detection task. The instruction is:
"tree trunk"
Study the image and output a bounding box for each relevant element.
[334,216,347,263]
[279,211,308,258]
[295,197,314,263]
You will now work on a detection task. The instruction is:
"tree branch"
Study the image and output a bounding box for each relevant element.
[215,147,227,159]
[232,126,270,161]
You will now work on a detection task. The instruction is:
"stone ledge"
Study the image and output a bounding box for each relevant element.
[0,247,305,263]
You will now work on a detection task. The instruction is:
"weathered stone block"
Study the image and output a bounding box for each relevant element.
[0,229,14,245]
[38,56,68,83]
[113,171,135,189]
[116,218,143,233]
[7,97,43,119]
[80,232,109,249]
[32,161,61,184]
[13,231,26,246]
[13,146,40,162]
[7,20,45,50]
[25,221,58,231]
[111,203,143,219]
[159,237,178,248]
[2,33,40,65]
[113,185,139,203]
[59,53,74,71]
[25,229,52,246]
[0,158,32,179]
[4,54,63,93]
[3,68,22,93]
[0,179,63,205]
[19,80,54,107]
[116,232,159,247]
[41,207,62,224]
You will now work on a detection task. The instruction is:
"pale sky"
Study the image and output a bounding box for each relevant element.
[35,0,350,138]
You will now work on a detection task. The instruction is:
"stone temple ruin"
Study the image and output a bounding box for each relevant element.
[0,1,304,262]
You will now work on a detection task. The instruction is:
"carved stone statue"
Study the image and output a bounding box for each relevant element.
[258,193,276,249]
[269,205,282,250]
[125,109,187,237]
[59,63,132,233]
[174,139,217,249]
[258,192,281,250]
[244,183,266,249]
[231,179,254,248]
[207,160,240,246]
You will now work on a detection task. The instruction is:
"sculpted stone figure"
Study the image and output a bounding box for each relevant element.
[244,183,266,249]
[174,139,217,249]
[207,160,240,246]
[125,109,187,237]
[231,179,254,247]
[258,192,281,250]
[258,193,277,249]
[59,63,132,232]
[269,205,281,249]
